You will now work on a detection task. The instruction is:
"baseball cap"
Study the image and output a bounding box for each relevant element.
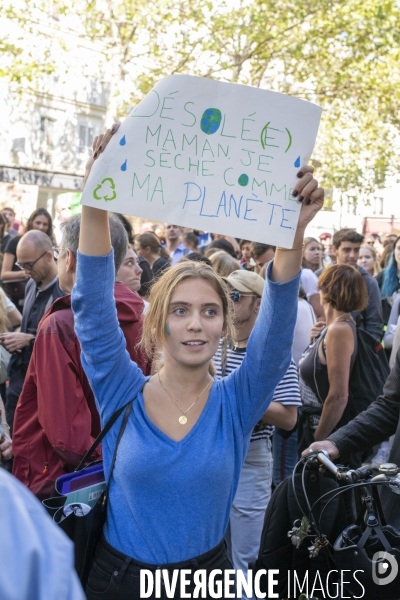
[319,232,332,240]
[223,270,264,297]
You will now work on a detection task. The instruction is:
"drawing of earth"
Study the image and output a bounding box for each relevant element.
[200,108,222,135]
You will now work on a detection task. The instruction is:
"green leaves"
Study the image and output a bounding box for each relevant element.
[1,0,399,200]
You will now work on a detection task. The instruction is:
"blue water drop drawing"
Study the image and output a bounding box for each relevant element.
[294,156,301,168]
[121,159,127,171]
[119,135,126,146]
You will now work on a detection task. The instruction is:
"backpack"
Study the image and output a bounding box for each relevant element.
[253,468,352,598]
[344,328,389,424]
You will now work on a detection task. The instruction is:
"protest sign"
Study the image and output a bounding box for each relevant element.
[81,75,322,246]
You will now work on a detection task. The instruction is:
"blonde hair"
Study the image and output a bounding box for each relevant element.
[359,244,382,275]
[141,260,235,365]
[209,250,240,277]
[0,289,11,334]
[204,247,219,258]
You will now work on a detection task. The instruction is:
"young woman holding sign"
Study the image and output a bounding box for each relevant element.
[73,125,324,599]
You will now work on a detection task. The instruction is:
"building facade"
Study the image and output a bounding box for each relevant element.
[0,14,108,222]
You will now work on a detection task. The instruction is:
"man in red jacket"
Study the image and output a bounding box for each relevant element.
[12,213,150,499]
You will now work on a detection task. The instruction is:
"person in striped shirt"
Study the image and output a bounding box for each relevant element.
[213,269,301,599]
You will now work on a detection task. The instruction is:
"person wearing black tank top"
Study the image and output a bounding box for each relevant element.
[298,264,368,450]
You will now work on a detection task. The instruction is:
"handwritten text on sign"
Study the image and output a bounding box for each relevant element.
[82,75,322,246]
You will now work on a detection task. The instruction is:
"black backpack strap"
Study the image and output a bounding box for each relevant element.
[107,401,133,486]
[75,400,134,472]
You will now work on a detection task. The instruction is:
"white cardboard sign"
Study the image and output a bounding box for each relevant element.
[82,75,322,246]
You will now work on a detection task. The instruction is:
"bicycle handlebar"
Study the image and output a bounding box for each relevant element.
[306,450,400,491]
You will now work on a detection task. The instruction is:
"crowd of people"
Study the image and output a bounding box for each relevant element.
[0,127,400,599]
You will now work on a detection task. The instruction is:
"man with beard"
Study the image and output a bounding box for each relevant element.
[1,230,64,431]
[164,223,188,265]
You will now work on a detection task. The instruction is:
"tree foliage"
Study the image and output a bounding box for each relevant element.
[1,0,399,199]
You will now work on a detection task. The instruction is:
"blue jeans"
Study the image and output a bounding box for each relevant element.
[272,429,299,487]
[225,438,272,600]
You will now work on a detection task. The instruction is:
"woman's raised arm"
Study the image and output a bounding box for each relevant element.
[230,166,324,435]
[79,126,120,257]
[271,165,324,283]
[73,124,146,423]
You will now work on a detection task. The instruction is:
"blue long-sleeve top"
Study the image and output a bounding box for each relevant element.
[72,250,300,564]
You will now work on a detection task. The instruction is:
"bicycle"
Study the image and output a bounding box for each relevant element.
[286,451,400,599]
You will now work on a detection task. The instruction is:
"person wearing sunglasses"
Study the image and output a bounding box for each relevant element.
[0,230,63,431]
[213,270,301,598]
[1,208,54,308]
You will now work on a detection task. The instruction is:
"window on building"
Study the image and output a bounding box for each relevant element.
[11,138,25,153]
[346,196,357,215]
[373,197,384,215]
[78,125,94,154]
[40,117,55,147]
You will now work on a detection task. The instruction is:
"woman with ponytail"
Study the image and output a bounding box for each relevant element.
[134,231,171,278]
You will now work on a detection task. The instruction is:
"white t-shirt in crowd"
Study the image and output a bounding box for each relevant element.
[293,298,316,366]
[300,267,319,300]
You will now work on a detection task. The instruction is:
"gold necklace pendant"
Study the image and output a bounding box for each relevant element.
[158,371,213,426]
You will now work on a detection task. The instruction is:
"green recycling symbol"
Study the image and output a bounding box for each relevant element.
[93,178,117,202]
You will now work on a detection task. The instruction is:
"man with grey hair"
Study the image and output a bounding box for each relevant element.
[1,230,64,431]
[12,213,150,499]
